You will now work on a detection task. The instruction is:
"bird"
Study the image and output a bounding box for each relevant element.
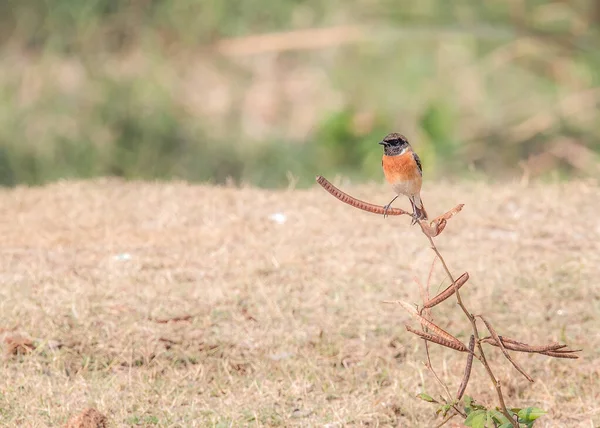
[379,133,428,224]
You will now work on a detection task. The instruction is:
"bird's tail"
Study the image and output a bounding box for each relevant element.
[410,194,428,224]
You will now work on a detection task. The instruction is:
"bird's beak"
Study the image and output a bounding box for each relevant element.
[378,141,386,146]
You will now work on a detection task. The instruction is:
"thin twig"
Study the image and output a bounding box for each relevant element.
[426,257,438,300]
[420,267,466,419]
[315,174,579,428]
[423,341,466,418]
[316,176,463,237]
[477,316,534,383]
[417,256,437,320]
[424,340,452,398]
[435,411,458,428]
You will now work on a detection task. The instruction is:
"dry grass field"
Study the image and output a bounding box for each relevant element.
[0,178,598,427]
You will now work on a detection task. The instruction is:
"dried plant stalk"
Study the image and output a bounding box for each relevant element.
[420,229,517,426]
[435,412,458,428]
[396,301,466,350]
[316,176,408,216]
[406,326,469,353]
[478,316,534,383]
[315,175,464,237]
[457,335,476,400]
[423,272,470,309]
[417,257,437,325]
[316,173,579,428]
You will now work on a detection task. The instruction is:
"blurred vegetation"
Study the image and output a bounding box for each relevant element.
[0,0,599,187]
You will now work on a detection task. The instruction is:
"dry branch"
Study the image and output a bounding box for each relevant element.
[478,316,534,383]
[316,175,463,237]
[317,172,578,428]
[417,257,437,321]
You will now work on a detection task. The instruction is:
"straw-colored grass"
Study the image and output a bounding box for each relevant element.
[0,178,598,427]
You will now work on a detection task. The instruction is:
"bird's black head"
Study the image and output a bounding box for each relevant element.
[379,133,410,156]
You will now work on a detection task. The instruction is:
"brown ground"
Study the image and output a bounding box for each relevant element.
[0,179,598,427]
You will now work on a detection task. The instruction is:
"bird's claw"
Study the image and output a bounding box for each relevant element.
[411,212,419,225]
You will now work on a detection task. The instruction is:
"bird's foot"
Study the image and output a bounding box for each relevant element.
[411,212,419,225]
[383,196,398,219]
[383,204,391,218]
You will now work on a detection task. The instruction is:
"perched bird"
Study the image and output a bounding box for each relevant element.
[379,133,428,224]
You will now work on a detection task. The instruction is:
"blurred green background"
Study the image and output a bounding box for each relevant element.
[1,0,599,187]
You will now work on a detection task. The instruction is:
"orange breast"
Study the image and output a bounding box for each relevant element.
[382,152,422,196]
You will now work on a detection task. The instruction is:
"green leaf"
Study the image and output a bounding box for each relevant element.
[498,424,513,428]
[464,395,473,408]
[464,409,486,428]
[518,407,547,422]
[416,392,437,403]
[489,410,508,421]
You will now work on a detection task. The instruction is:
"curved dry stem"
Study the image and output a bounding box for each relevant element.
[315,175,463,236]
[316,172,578,428]
[435,412,458,428]
[477,315,534,383]
[423,340,466,419]
[417,257,437,321]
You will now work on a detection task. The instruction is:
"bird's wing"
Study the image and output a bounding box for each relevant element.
[413,152,423,176]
